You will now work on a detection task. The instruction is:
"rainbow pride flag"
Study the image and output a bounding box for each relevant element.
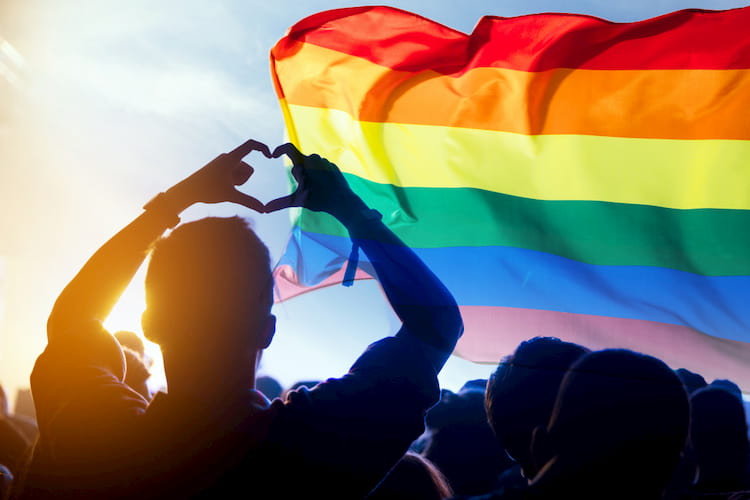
[270,6,750,388]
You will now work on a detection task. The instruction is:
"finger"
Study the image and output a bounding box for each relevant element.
[272,143,305,165]
[233,162,254,186]
[290,164,305,185]
[228,139,272,159]
[229,190,266,213]
[263,193,301,213]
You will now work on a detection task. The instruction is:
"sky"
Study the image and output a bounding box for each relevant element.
[1,0,749,409]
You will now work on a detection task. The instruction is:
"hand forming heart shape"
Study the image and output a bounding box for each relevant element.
[228,139,307,214]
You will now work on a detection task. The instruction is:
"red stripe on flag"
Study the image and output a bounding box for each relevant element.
[273,5,750,72]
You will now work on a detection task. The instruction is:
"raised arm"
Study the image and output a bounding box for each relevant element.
[267,144,463,372]
[47,140,271,343]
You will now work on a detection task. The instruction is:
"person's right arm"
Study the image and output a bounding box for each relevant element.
[265,145,464,499]
[267,144,463,372]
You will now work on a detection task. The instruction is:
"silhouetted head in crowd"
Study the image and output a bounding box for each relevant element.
[121,347,153,401]
[142,217,276,394]
[675,367,707,395]
[710,378,743,400]
[113,330,153,400]
[282,380,322,400]
[689,385,750,493]
[114,330,147,359]
[366,451,453,500]
[529,348,689,500]
[419,386,512,496]
[485,336,589,480]
[460,379,487,394]
[256,375,284,400]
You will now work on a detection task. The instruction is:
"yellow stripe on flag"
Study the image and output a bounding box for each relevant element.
[284,102,750,210]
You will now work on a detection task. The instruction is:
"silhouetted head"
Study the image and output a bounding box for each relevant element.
[675,367,707,395]
[282,380,322,401]
[485,336,589,479]
[114,330,147,358]
[530,349,689,499]
[709,378,743,400]
[256,375,284,400]
[459,379,488,394]
[690,385,750,492]
[142,217,275,359]
[421,387,512,495]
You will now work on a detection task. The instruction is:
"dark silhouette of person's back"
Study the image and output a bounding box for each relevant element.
[18,141,463,499]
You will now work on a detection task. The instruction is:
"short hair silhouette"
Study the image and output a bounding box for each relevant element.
[114,330,146,358]
[255,375,284,401]
[143,216,273,353]
[689,385,750,493]
[485,336,589,479]
[530,349,689,500]
[709,378,743,400]
[420,386,512,495]
[674,367,707,395]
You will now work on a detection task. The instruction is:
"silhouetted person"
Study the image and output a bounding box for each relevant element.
[684,386,750,498]
[486,337,589,483]
[447,337,589,500]
[0,384,33,491]
[416,385,512,496]
[282,379,322,400]
[675,367,707,395]
[710,378,743,400]
[10,391,35,430]
[18,141,463,499]
[0,386,36,445]
[113,330,147,360]
[664,372,746,500]
[526,349,689,500]
[0,417,30,485]
[113,330,153,401]
[366,451,454,500]
[255,375,283,401]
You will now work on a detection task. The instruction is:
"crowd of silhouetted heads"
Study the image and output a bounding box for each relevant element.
[3,333,750,500]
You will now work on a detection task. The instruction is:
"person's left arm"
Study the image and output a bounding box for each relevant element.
[46,140,270,346]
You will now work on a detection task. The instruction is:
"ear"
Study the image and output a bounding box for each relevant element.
[530,425,555,477]
[258,314,276,349]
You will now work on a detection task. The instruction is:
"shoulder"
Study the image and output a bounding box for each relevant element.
[31,321,147,447]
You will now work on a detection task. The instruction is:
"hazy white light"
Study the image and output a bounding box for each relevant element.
[1,40,25,69]
[0,39,25,88]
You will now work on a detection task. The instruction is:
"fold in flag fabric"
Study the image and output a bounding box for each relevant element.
[270,5,750,389]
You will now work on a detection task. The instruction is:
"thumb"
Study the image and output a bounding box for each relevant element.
[233,161,254,186]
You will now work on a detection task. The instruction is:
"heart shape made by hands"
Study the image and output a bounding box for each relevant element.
[230,140,307,214]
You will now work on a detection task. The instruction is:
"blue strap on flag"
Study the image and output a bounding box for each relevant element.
[343,242,360,287]
[342,209,381,287]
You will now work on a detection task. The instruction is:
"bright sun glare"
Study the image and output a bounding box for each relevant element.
[102,264,167,394]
